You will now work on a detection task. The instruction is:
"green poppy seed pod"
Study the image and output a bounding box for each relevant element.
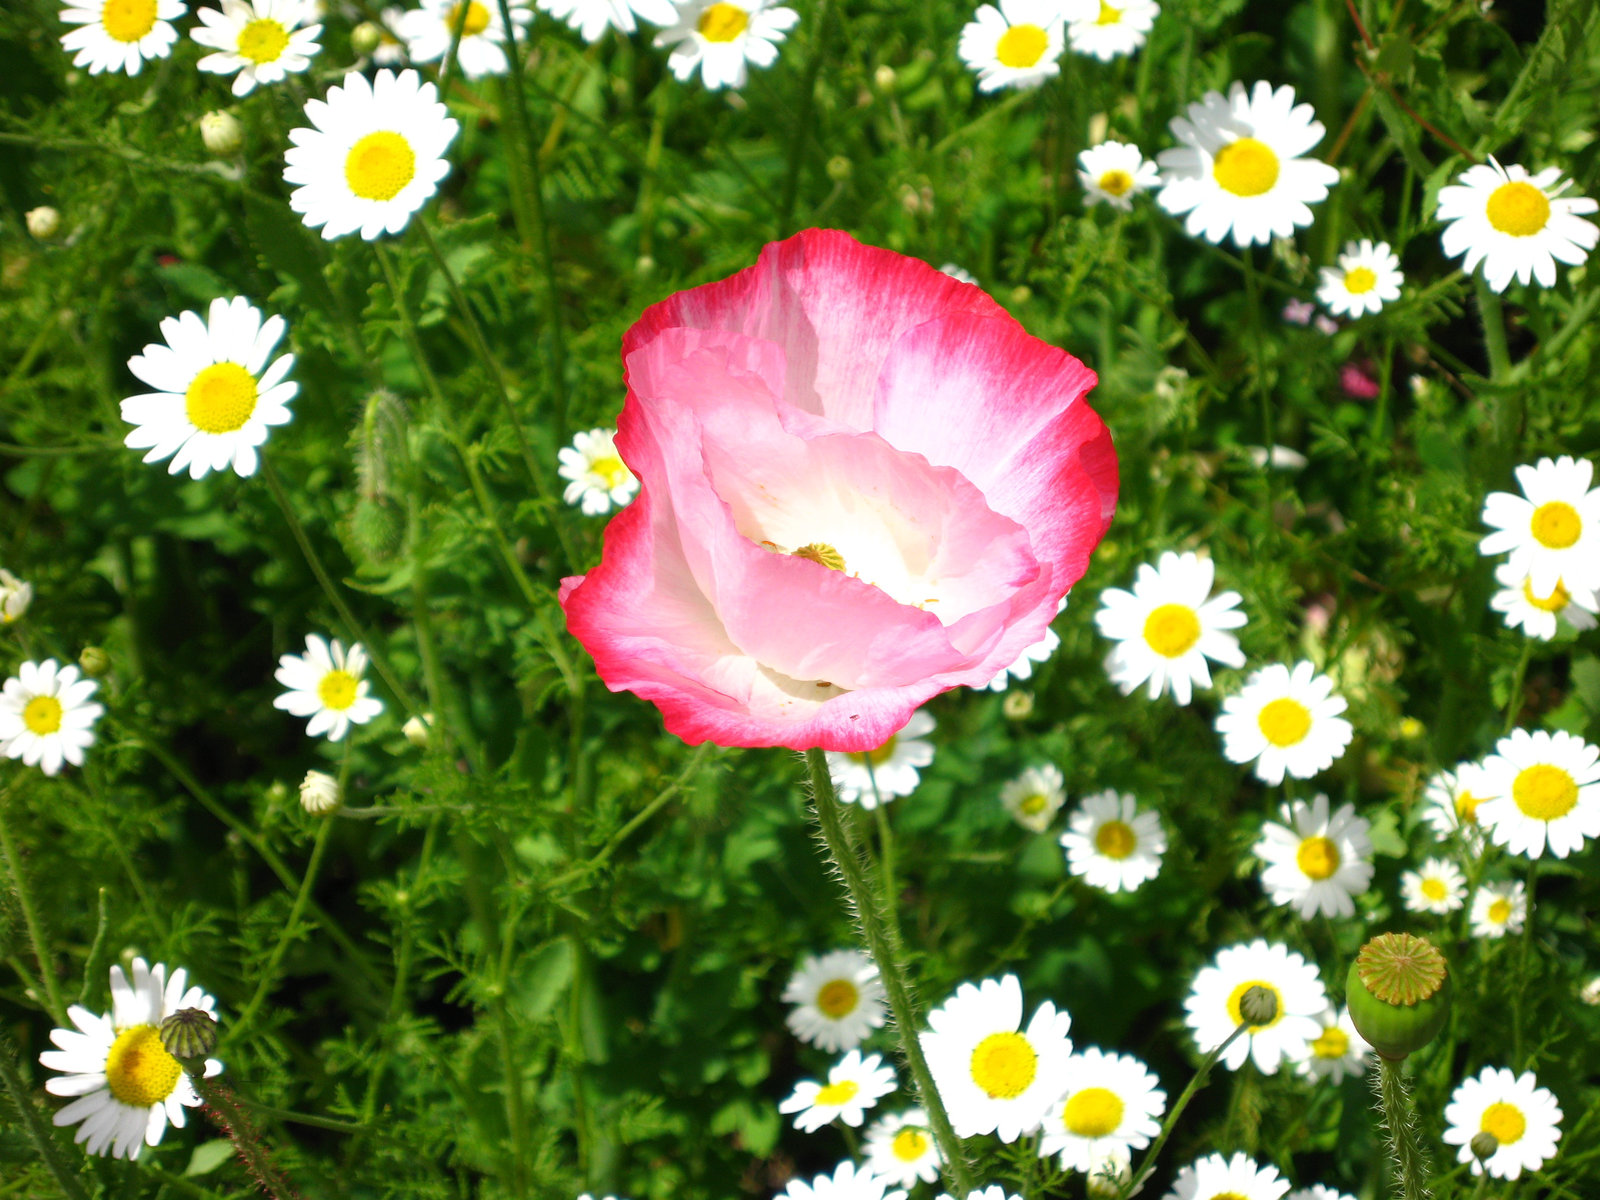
[1470,1131,1499,1163]
[1238,984,1279,1027]
[1345,932,1452,1060]
[159,1008,220,1065]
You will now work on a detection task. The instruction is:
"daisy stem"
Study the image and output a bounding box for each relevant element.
[1122,1021,1249,1199]
[803,748,977,1199]
[258,455,425,719]
[1238,247,1276,464]
[437,0,474,99]
[1501,640,1532,735]
[0,796,66,1023]
[1511,857,1539,1069]
[1473,272,1515,387]
[777,0,833,232]
[0,1029,94,1200]
[873,805,897,923]
[1373,1056,1435,1200]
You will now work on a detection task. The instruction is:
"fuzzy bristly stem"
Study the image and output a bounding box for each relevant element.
[190,1072,301,1200]
[1122,1022,1249,1198]
[0,1029,94,1200]
[804,748,976,1197]
[0,794,66,1023]
[1373,1056,1435,1200]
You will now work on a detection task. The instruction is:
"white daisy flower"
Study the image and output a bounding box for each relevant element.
[654,0,799,91]
[192,0,322,96]
[937,1189,1023,1200]
[0,659,104,777]
[779,1050,898,1132]
[1419,761,1492,844]
[1442,1066,1563,1180]
[537,0,677,41]
[59,0,185,76]
[1480,456,1600,597]
[1038,1047,1165,1173]
[1297,1007,1370,1085]
[1183,939,1328,1073]
[1315,239,1403,318]
[120,296,297,480]
[939,263,978,285]
[1469,880,1526,939]
[558,427,639,515]
[1000,763,1066,832]
[919,973,1073,1142]
[1214,661,1354,785]
[825,709,935,809]
[958,0,1079,93]
[1156,80,1340,248]
[370,6,408,62]
[273,633,385,741]
[1094,550,1247,706]
[1437,159,1598,293]
[0,568,32,624]
[984,624,1060,691]
[1060,790,1165,893]
[39,959,222,1160]
[1489,560,1599,640]
[863,1109,942,1187]
[783,949,888,1052]
[397,0,532,79]
[284,68,460,241]
[1286,1187,1357,1200]
[1476,728,1600,860]
[1078,141,1161,211]
[1253,793,1374,920]
[778,1160,907,1200]
[1066,0,1158,62]
[1400,857,1467,915]
[1164,1152,1289,1200]
[1084,1145,1136,1198]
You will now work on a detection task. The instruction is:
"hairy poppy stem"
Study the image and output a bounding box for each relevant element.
[1372,1056,1434,1200]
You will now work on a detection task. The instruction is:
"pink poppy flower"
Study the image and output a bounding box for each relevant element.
[559,229,1118,751]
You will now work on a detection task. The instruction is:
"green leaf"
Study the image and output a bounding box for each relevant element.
[242,190,340,320]
[185,1139,235,1177]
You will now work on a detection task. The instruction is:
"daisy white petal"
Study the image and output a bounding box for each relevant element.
[1095,550,1246,706]
[1253,793,1373,919]
[0,660,104,777]
[1214,660,1352,784]
[825,709,934,809]
[1078,141,1161,211]
[274,632,385,741]
[1442,1067,1562,1180]
[1183,940,1327,1074]
[558,427,639,515]
[1437,159,1597,294]
[1478,456,1600,596]
[1315,239,1403,318]
[1060,790,1164,893]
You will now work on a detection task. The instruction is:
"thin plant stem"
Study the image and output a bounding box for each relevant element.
[0,792,66,1023]
[804,748,976,1198]
[0,1028,94,1200]
[187,1072,300,1200]
[1511,857,1539,1069]
[1475,275,1513,381]
[873,804,897,923]
[436,0,473,98]
[1122,1022,1249,1198]
[1373,1056,1435,1200]
[777,0,832,231]
[1239,247,1274,459]
[259,455,423,718]
[1502,640,1533,735]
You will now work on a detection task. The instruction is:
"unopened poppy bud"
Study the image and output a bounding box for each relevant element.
[200,110,243,156]
[78,646,110,677]
[1470,1131,1498,1162]
[25,207,60,239]
[350,20,383,54]
[403,713,433,748]
[159,1008,219,1064]
[299,770,341,816]
[1345,932,1452,1060]
[1238,984,1279,1027]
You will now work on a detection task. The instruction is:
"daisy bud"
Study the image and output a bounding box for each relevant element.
[200,110,244,157]
[1470,1131,1499,1163]
[0,569,33,624]
[1345,933,1452,1060]
[873,64,896,90]
[1581,976,1600,1006]
[402,713,433,748]
[78,646,110,677]
[1002,691,1034,720]
[159,1007,220,1065]
[299,769,342,816]
[1238,984,1279,1027]
[350,20,383,55]
[25,206,60,240]
[826,155,852,182]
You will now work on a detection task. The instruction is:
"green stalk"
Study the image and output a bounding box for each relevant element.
[1373,1056,1435,1200]
[0,1029,94,1200]
[777,0,833,232]
[1122,1021,1249,1198]
[0,796,65,1023]
[1502,640,1532,735]
[804,749,976,1197]
[187,1073,299,1200]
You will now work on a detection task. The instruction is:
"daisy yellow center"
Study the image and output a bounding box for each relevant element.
[104,1024,183,1108]
[447,1,491,34]
[185,362,259,434]
[1485,181,1551,238]
[1212,1194,1250,1200]
[1343,266,1378,294]
[1226,979,1283,1029]
[1257,697,1312,747]
[815,978,859,1019]
[1480,1102,1526,1145]
[590,454,629,490]
[1019,792,1050,816]
[1487,897,1512,924]
[697,2,748,41]
[1095,2,1122,23]
[1094,819,1136,859]
[1455,790,1482,824]
[1529,501,1581,549]
[792,542,847,572]
[1421,877,1448,902]
[968,1031,1037,1099]
[1512,763,1578,821]
[1098,169,1134,196]
[237,17,290,63]
[1521,578,1571,612]
[1310,1026,1349,1059]
[814,1078,860,1107]
[1296,835,1341,880]
[318,669,359,711]
[1212,137,1280,198]
[22,695,63,736]
[101,0,158,42]
[995,23,1049,68]
[853,734,898,769]
[1063,1086,1124,1137]
[345,131,417,202]
[891,1127,931,1160]
[1142,603,1201,657]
